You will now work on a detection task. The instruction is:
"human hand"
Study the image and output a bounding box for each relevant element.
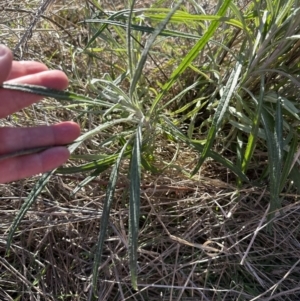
[0,45,80,183]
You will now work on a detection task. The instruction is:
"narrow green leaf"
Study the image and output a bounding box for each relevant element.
[127,0,137,78]
[236,132,244,179]
[289,165,300,192]
[84,9,129,49]
[242,76,265,172]
[192,61,242,175]
[280,133,298,192]
[144,11,246,30]
[129,126,142,290]
[71,167,109,196]
[68,118,133,155]
[1,83,105,106]
[90,140,130,297]
[150,0,232,115]
[130,0,183,97]
[6,171,55,252]
[260,107,281,216]
[275,0,295,26]
[84,19,201,40]
[161,116,249,183]
[56,150,131,174]
[141,155,159,173]
[191,140,249,183]
[275,97,283,167]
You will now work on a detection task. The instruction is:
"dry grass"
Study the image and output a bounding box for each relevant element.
[1,0,300,300]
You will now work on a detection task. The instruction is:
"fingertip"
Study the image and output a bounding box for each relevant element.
[0,45,13,83]
[41,146,71,169]
[35,147,71,178]
[68,122,81,138]
[34,70,69,90]
[54,71,69,90]
[53,121,81,143]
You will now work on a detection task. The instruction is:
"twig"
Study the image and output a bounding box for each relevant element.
[13,0,55,57]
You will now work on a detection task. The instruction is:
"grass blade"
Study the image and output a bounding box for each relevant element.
[2,83,104,106]
[127,0,137,78]
[260,103,283,218]
[56,151,130,174]
[150,0,232,115]
[242,76,265,172]
[161,116,249,182]
[280,132,298,192]
[84,9,129,49]
[71,167,111,196]
[84,18,202,40]
[129,0,183,97]
[6,171,55,252]
[191,140,249,183]
[128,126,142,290]
[192,61,242,175]
[90,140,130,299]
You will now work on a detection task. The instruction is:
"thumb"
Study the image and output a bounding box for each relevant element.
[0,45,13,83]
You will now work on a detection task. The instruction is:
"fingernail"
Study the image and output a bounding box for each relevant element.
[0,45,8,58]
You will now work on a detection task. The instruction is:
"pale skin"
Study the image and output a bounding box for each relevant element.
[0,45,80,183]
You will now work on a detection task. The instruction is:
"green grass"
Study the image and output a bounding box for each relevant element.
[1,0,300,300]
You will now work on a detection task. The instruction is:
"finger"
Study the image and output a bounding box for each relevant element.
[7,69,69,89]
[0,45,13,83]
[0,122,80,154]
[8,61,49,80]
[0,70,69,117]
[0,146,70,183]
